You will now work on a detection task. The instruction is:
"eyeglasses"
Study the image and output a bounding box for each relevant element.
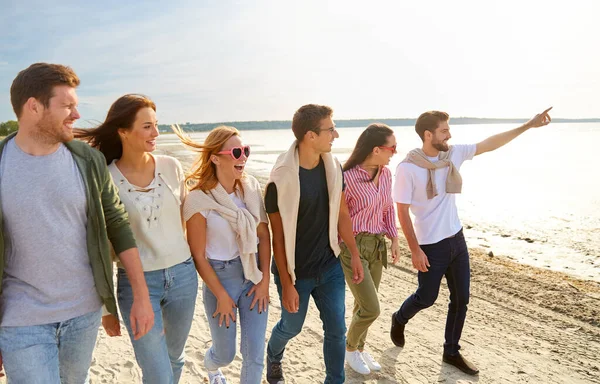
[378,145,397,153]
[217,145,251,159]
[317,127,336,134]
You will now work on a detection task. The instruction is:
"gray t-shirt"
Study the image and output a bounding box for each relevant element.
[0,139,101,326]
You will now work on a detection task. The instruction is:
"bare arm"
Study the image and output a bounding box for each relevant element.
[186,213,236,327]
[475,107,552,156]
[396,204,420,253]
[178,162,188,234]
[383,197,400,263]
[247,222,271,313]
[256,222,271,278]
[338,192,364,284]
[269,212,292,288]
[99,158,152,339]
[396,203,430,272]
[118,248,154,339]
[268,212,299,313]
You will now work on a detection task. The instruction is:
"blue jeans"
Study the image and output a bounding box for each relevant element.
[395,229,470,355]
[267,261,346,384]
[117,257,198,384]
[0,308,101,384]
[203,257,268,384]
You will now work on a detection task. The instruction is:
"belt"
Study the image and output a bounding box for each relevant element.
[446,228,463,239]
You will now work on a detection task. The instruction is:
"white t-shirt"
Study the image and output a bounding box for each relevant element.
[201,192,259,261]
[393,144,476,245]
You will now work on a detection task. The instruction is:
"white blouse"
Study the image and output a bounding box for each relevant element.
[109,155,191,271]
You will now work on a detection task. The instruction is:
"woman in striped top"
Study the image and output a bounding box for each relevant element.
[340,123,399,375]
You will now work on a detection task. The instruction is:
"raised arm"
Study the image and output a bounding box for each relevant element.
[475,107,552,156]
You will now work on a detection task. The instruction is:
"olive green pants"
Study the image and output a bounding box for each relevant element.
[340,233,387,351]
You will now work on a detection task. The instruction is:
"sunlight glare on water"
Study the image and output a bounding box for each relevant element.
[158,122,600,281]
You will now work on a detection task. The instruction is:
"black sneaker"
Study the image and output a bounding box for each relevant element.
[267,361,285,384]
[390,312,406,347]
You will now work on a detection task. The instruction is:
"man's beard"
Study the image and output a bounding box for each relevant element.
[432,139,449,152]
[35,112,73,144]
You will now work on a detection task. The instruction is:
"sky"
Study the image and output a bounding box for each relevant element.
[0,0,598,125]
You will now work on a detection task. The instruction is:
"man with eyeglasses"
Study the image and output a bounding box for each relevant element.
[264,104,364,384]
[390,108,552,375]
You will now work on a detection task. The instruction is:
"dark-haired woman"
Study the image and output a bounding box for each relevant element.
[76,95,197,384]
[341,123,399,375]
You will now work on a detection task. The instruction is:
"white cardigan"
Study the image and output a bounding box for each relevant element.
[267,141,343,284]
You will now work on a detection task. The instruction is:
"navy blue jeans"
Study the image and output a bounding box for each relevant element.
[395,229,470,355]
[267,261,346,384]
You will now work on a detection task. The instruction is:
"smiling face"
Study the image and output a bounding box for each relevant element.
[212,135,248,181]
[306,116,339,153]
[34,85,80,143]
[119,107,159,154]
[370,134,397,166]
[427,121,451,152]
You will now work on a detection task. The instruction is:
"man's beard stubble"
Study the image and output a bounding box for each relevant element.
[34,112,73,145]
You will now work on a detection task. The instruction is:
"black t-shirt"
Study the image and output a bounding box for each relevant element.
[265,158,343,279]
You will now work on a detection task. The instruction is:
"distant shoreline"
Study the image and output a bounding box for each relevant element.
[159,117,600,132]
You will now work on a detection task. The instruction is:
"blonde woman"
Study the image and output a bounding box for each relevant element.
[76,95,197,384]
[173,125,271,384]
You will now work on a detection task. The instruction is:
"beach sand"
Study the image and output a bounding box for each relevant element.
[2,144,599,384]
[84,241,600,383]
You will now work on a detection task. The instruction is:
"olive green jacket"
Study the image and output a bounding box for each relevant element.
[0,132,137,320]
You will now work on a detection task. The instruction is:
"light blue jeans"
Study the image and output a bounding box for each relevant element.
[117,257,198,384]
[0,308,102,384]
[203,257,268,384]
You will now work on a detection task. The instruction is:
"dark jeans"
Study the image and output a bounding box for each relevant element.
[267,262,346,384]
[395,229,470,355]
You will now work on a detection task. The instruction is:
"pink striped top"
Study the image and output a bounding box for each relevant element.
[343,165,398,238]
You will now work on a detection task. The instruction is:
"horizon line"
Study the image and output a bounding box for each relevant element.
[156,116,600,126]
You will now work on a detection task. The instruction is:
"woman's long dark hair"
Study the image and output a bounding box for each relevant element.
[75,94,156,164]
[343,123,394,178]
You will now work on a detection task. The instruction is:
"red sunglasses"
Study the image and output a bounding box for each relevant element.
[378,144,397,153]
[218,145,251,159]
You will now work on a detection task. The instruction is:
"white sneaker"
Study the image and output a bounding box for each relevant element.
[345,350,371,375]
[361,351,382,371]
[208,369,228,384]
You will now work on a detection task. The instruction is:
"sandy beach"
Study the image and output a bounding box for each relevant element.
[89,140,600,383]
[84,238,600,383]
[2,143,599,384]
[88,143,600,383]
[1,226,598,383]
